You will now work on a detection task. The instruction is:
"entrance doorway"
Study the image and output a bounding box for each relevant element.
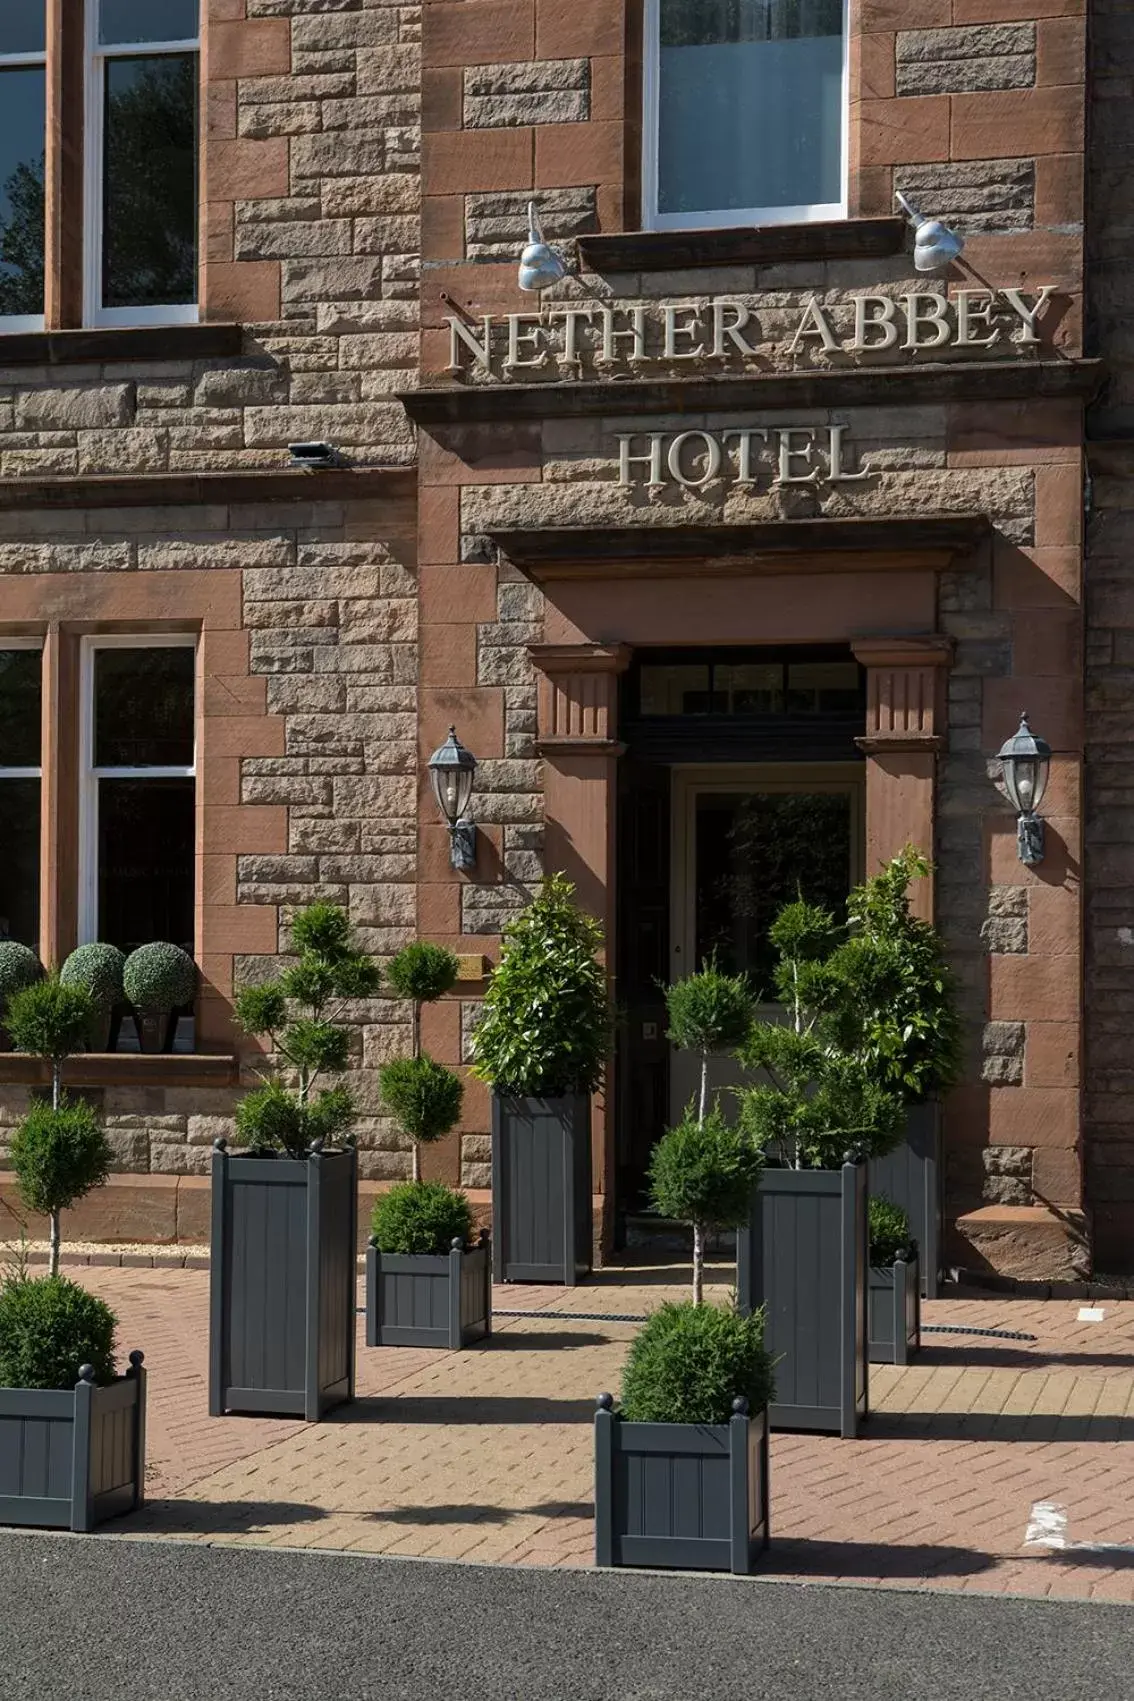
[614,647,867,1225]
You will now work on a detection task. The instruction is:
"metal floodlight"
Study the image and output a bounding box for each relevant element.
[518,201,567,293]
[895,191,965,274]
[997,712,1052,866]
[428,726,478,871]
[288,441,340,468]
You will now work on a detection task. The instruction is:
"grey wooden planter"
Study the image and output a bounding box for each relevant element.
[365,1233,492,1350]
[0,1353,146,1532]
[594,1395,769,1575]
[868,1254,921,1365]
[209,1140,357,1422]
[737,1161,868,1438]
[868,1101,942,1298]
[491,1093,592,1285]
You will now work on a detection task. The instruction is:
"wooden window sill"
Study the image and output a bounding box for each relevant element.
[0,1053,239,1088]
[577,218,907,274]
[0,323,243,366]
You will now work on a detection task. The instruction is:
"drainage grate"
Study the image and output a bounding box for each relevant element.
[493,1310,1039,1342]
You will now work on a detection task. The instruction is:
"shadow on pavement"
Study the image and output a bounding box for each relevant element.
[759,1538,996,1579]
[363,1500,593,1526]
[866,1411,1134,1442]
[123,1499,328,1536]
[485,1329,614,1350]
[339,1395,595,1425]
[916,1344,1134,1371]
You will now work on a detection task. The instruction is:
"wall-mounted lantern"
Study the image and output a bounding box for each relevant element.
[428,726,478,871]
[997,713,1052,866]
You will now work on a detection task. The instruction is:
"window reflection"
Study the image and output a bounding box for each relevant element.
[98,778,195,952]
[103,54,197,309]
[0,65,44,319]
[0,649,42,767]
[99,0,200,47]
[94,646,194,768]
[0,778,40,947]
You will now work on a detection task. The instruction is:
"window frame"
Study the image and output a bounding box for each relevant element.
[82,3,201,329]
[0,26,48,334]
[0,635,45,948]
[641,0,850,234]
[77,633,198,946]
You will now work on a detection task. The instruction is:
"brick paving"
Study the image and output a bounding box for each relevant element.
[69,1259,1134,1599]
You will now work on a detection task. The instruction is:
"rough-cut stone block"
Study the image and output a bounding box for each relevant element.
[16,384,134,431]
[465,185,596,257]
[895,159,1034,233]
[897,24,1035,94]
[464,58,589,127]
[954,1205,1090,1281]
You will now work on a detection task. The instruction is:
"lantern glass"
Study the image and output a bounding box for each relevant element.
[431,763,474,825]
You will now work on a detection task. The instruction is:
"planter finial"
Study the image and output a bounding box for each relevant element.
[731,1395,749,1416]
[78,1364,96,1384]
[129,1350,145,1370]
[307,1137,325,1156]
[596,1391,614,1411]
[213,1137,228,1153]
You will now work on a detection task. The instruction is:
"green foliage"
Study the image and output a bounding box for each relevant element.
[122,942,196,1015]
[379,1054,464,1146]
[9,1098,112,1219]
[370,1181,474,1257]
[738,1048,904,1172]
[6,976,96,1065]
[869,1195,915,1268]
[387,943,460,1006]
[665,961,753,1058]
[233,905,376,1158]
[60,944,126,1012]
[619,1301,774,1426]
[0,1275,117,1390]
[648,1104,762,1234]
[819,847,964,1104]
[470,874,609,1096]
[0,942,42,1017]
[234,1082,355,1159]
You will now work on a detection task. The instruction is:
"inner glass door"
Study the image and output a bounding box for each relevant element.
[668,766,863,1123]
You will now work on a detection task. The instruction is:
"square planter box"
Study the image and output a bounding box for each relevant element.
[492,1093,592,1285]
[209,1140,357,1422]
[594,1395,769,1575]
[737,1160,868,1438]
[868,1254,921,1366]
[868,1101,942,1298]
[365,1234,492,1350]
[0,1353,146,1532]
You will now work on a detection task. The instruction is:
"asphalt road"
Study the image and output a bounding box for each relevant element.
[0,1532,1128,1701]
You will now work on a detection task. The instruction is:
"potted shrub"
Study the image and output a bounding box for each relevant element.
[822,849,962,1300]
[0,1273,146,1532]
[0,942,42,1053]
[595,1301,772,1575]
[735,899,904,1437]
[123,942,196,1054]
[366,940,490,1349]
[471,874,609,1285]
[60,944,126,1053]
[212,903,380,1422]
[868,1195,920,1367]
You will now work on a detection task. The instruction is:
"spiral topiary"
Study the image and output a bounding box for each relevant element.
[0,942,43,1031]
[123,943,196,1015]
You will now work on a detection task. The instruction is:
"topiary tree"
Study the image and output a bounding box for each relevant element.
[0,1273,117,1389]
[648,1105,763,1305]
[0,942,42,1044]
[122,942,197,1053]
[6,975,96,1109]
[9,1100,112,1276]
[234,902,381,1159]
[665,958,754,1125]
[384,941,461,1183]
[617,1300,774,1426]
[470,873,610,1098]
[371,1180,473,1258]
[868,1194,915,1269]
[60,943,126,1052]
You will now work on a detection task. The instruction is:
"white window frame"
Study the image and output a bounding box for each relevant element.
[641,0,850,233]
[83,2,201,328]
[0,636,45,947]
[0,30,48,334]
[78,634,197,946]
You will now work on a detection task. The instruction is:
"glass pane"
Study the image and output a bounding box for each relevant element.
[0,779,40,948]
[785,661,862,713]
[98,778,195,954]
[99,0,199,46]
[103,54,198,309]
[0,3,46,56]
[0,648,41,766]
[694,791,851,988]
[94,646,194,768]
[715,663,783,714]
[0,65,44,318]
[639,664,711,716]
[658,0,844,216]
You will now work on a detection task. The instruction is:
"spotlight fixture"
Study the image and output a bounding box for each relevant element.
[288,441,340,468]
[518,202,567,293]
[997,712,1052,867]
[895,191,965,274]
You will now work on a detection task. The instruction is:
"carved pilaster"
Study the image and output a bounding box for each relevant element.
[529,644,632,753]
[852,636,954,753]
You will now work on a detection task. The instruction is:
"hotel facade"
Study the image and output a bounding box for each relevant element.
[0,0,1130,1280]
